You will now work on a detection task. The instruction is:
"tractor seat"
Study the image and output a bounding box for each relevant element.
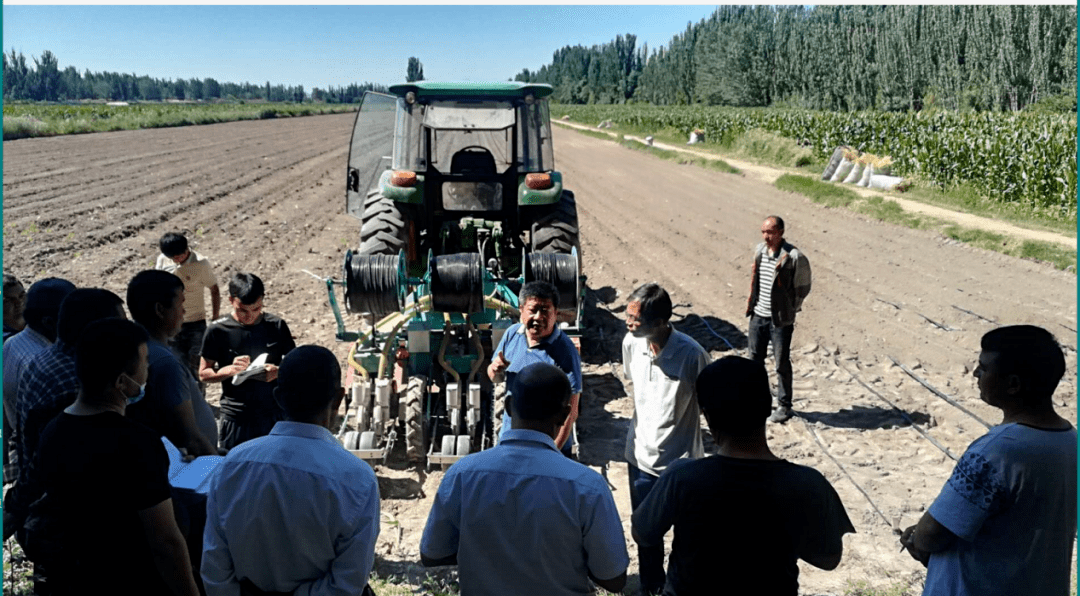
[450,148,497,176]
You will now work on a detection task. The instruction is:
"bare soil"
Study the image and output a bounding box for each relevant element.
[4,113,1076,595]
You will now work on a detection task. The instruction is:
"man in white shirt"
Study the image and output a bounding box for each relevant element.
[622,283,710,596]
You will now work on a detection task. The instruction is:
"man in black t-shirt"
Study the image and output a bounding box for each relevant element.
[199,273,295,450]
[29,318,199,596]
[632,356,854,596]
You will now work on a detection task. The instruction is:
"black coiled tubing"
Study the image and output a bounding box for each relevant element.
[431,253,485,314]
[525,252,579,312]
[345,252,401,315]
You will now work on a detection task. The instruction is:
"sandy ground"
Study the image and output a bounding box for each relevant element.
[3,113,1076,595]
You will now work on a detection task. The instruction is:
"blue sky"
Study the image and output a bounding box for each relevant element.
[1,5,720,91]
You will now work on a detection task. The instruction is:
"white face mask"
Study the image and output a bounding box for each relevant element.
[124,374,146,406]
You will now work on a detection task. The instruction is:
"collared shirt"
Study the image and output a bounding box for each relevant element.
[623,329,710,476]
[16,340,80,488]
[202,421,380,596]
[496,323,582,395]
[2,327,52,483]
[157,251,218,323]
[421,428,628,596]
[924,422,1077,596]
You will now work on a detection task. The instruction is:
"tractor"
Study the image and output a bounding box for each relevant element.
[319,82,583,469]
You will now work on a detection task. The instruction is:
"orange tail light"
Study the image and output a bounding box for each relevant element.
[391,170,417,187]
[525,173,553,190]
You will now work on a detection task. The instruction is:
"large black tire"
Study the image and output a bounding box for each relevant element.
[404,375,426,463]
[358,189,408,255]
[530,190,581,262]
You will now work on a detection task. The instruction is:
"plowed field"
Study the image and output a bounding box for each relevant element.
[4,112,1075,594]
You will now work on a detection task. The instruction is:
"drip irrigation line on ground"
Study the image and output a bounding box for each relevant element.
[951,305,996,324]
[836,358,959,461]
[915,312,957,332]
[798,417,894,531]
[888,356,993,430]
[875,298,900,309]
[1061,323,1076,334]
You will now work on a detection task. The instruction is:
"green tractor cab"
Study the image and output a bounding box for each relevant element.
[326,82,584,469]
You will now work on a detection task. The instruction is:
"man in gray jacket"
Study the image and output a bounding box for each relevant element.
[746,215,811,423]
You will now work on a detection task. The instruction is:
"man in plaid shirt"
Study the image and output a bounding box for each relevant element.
[2,278,75,487]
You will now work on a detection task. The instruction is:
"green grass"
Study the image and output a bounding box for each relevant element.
[898,180,1076,236]
[721,127,816,168]
[942,225,1077,271]
[775,173,859,209]
[3,101,357,140]
[555,121,740,174]
[774,174,1077,271]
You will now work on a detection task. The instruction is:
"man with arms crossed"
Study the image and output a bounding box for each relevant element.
[422,362,628,596]
[633,356,854,595]
[901,325,1076,595]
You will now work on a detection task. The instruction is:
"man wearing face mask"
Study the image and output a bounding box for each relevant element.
[488,281,582,457]
[4,288,129,591]
[23,318,201,596]
[199,273,295,450]
[622,283,710,596]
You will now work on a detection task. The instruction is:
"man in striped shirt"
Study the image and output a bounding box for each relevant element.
[745,216,811,423]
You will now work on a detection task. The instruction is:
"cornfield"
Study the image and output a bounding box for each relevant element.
[555,105,1077,219]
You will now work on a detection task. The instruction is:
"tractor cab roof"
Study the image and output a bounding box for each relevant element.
[387,81,554,102]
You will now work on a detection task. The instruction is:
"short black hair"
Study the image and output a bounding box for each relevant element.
[3,273,21,294]
[228,273,265,304]
[765,215,785,232]
[274,345,341,421]
[696,356,772,435]
[981,325,1066,400]
[127,270,184,327]
[159,232,189,258]
[508,362,571,421]
[23,278,77,336]
[57,289,126,345]
[76,318,148,396]
[519,280,559,310]
[627,282,672,324]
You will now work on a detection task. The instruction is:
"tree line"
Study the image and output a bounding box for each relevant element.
[2,49,388,103]
[516,5,1077,112]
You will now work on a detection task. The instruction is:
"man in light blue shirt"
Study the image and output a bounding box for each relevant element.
[901,325,1076,596]
[421,362,628,596]
[202,345,380,596]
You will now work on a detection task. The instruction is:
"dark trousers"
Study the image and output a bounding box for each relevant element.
[219,414,281,451]
[747,314,795,408]
[628,464,664,595]
[171,320,208,382]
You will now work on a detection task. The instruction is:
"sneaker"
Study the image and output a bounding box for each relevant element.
[769,406,794,423]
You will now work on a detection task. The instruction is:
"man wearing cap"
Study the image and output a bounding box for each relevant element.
[422,362,627,596]
[633,356,853,595]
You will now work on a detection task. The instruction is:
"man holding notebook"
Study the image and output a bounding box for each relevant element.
[199,273,295,450]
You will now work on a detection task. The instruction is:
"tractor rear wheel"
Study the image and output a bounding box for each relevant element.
[358,189,408,255]
[404,375,426,463]
[530,189,581,262]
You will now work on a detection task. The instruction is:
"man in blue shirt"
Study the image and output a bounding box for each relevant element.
[901,326,1076,596]
[202,345,380,596]
[488,281,582,455]
[422,362,628,596]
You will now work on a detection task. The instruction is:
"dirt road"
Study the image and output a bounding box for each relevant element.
[4,113,1075,594]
